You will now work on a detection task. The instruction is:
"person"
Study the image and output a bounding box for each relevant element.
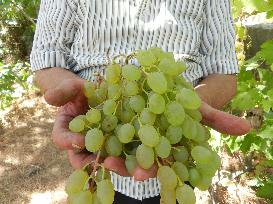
[30,0,251,203]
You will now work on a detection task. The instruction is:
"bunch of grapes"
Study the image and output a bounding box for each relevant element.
[66,47,220,204]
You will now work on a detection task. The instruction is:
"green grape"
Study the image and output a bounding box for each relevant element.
[88,94,99,108]
[196,175,212,191]
[140,108,156,125]
[166,126,183,144]
[192,122,209,143]
[176,184,196,204]
[122,64,141,81]
[138,125,160,147]
[176,88,201,110]
[155,137,171,158]
[68,191,93,204]
[157,166,177,189]
[69,116,85,133]
[174,76,194,90]
[129,95,146,112]
[94,88,107,104]
[147,72,167,94]
[172,146,189,163]
[166,75,175,90]
[105,135,122,156]
[160,188,176,204]
[196,151,220,177]
[96,168,111,182]
[122,80,139,96]
[181,115,197,140]
[125,155,137,174]
[164,102,185,126]
[148,93,166,114]
[93,192,102,204]
[85,128,104,152]
[86,109,101,124]
[114,124,122,136]
[117,123,135,143]
[65,170,89,195]
[103,99,116,116]
[185,109,202,122]
[149,47,174,62]
[136,50,157,66]
[159,115,170,130]
[189,168,201,187]
[136,144,154,169]
[107,83,121,100]
[175,61,187,75]
[172,162,189,182]
[191,146,212,164]
[158,58,179,76]
[122,97,132,110]
[133,118,140,137]
[106,64,121,84]
[97,180,115,204]
[102,115,118,132]
[83,81,95,98]
[119,108,135,123]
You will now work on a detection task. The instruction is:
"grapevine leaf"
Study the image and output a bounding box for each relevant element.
[231,92,255,110]
[256,183,273,199]
[257,127,273,139]
[258,41,273,65]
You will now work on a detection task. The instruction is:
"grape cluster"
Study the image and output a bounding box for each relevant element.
[66,47,220,204]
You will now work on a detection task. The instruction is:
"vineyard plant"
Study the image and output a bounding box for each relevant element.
[0,0,272,203]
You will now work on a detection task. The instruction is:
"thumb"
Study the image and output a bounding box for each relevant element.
[200,102,252,136]
[44,78,86,107]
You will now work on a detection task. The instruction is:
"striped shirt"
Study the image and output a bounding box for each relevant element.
[30,0,239,200]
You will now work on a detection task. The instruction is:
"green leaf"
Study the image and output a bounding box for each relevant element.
[258,127,273,139]
[256,183,273,199]
[262,99,273,113]
[231,92,255,110]
[258,40,273,65]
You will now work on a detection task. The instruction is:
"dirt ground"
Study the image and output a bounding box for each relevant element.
[0,93,269,204]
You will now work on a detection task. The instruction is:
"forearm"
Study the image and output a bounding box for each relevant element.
[33,68,81,93]
[194,74,237,109]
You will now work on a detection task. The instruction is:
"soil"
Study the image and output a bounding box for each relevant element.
[0,93,269,204]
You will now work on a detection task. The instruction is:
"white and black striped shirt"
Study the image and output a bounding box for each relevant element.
[30,0,239,200]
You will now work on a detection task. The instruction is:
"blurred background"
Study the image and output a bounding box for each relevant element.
[0,0,272,203]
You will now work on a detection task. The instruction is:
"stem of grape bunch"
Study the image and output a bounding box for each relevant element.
[65,47,222,204]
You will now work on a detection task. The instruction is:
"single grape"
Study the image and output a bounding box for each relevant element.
[105,135,122,156]
[147,72,167,94]
[83,81,95,98]
[166,75,175,90]
[164,102,185,126]
[136,144,154,169]
[118,108,135,123]
[176,184,196,204]
[117,123,135,143]
[157,166,177,189]
[149,47,174,62]
[107,83,121,100]
[148,93,166,114]
[96,168,111,182]
[155,137,171,158]
[93,192,102,204]
[140,108,156,125]
[196,151,220,177]
[174,76,194,90]
[158,58,178,76]
[159,115,170,130]
[191,146,212,164]
[189,168,201,187]
[129,95,146,113]
[102,115,118,132]
[185,109,202,122]
[86,109,101,124]
[136,50,157,66]
[172,146,189,163]
[192,122,209,143]
[133,118,140,137]
[138,125,160,147]
[181,115,197,140]
[106,64,121,84]
[196,176,212,191]
[94,88,107,104]
[122,64,141,81]
[97,180,115,204]
[68,191,93,204]
[176,88,201,110]
[65,170,89,195]
[85,128,104,152]
[172,161,189,182]
[125,155,138,174]
[166,126,183,144]
[103,99,116,116]
[160,187,176,204]
[122,80,139,96]
[69,116,85,133]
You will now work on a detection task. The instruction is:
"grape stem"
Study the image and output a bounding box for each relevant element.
[90,150,102,188]
[155,157,162,167]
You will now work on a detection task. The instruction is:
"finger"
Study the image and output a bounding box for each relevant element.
[200,102,252,136]
[68,150,97,169]
[44,78,86,107]
[133,164,158,181]
[103,156,130,177]
[52,107,85,150]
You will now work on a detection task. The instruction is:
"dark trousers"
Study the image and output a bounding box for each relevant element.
[114,192,161,204]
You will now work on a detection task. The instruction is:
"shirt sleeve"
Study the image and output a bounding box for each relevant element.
[30,0,79,71]
[199,0,239,78]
